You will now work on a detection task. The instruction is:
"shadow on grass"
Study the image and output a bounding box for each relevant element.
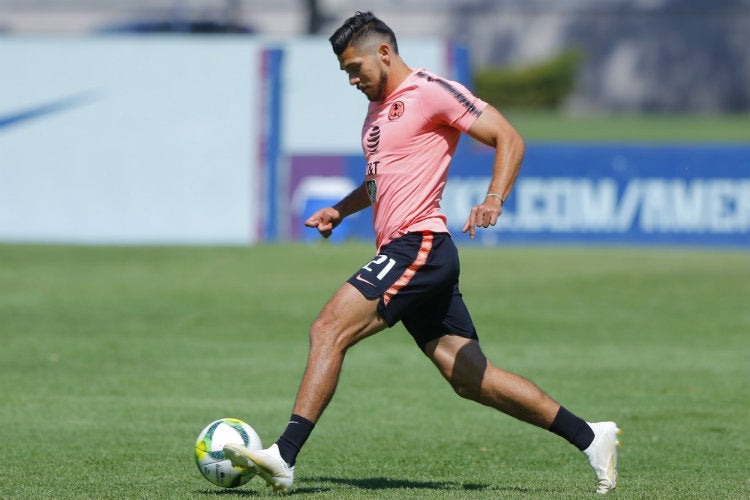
[197,477,557,496]
[303,476,561,495]
[196,488,262,497]
[308,476,487,491]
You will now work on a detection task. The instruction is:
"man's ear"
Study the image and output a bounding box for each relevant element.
[378,43,391,65]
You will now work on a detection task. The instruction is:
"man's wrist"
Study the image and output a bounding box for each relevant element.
[485,193,506,205]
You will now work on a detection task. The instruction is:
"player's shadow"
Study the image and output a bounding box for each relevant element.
[306,476,488,491]
[197,477,553,496]
[198,479,485,496]
[196,489,263,496]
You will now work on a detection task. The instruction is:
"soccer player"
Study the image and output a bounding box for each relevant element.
[225,11,620,495]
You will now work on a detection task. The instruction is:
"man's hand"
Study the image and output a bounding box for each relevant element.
[461,196,503,239]
[305,207,343,238]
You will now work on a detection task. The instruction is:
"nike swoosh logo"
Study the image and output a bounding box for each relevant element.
[0,90,100,132]
[355,274,377,287]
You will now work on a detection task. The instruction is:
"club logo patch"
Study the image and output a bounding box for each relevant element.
[366,179,377,204]
[388,101,405,120]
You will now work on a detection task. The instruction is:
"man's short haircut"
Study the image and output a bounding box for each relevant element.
[329,11,398,56]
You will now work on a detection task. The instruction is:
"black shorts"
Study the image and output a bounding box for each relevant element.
[346,231,478,350]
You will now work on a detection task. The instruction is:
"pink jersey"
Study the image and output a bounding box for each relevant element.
[361,68,488,251]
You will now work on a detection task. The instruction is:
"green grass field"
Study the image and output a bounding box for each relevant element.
[1,243,748,499]
[502,112,750,143]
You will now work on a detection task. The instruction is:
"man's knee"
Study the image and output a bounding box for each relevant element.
[308,283,387,352]
[426,336,489,402]
[309,313,344,350]
[448,375,483,401]
[308,309,370,353]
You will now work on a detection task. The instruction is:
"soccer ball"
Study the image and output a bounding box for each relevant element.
[194,418,263,488]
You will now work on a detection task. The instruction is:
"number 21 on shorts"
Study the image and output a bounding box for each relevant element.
[362,254,396,280]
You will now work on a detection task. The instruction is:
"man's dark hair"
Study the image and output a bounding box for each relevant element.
[329,11,398,56]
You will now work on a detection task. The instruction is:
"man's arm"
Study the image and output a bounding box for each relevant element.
[461,105,525,239]
[304,182,372,238]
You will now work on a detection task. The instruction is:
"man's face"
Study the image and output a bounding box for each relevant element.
[338,43,388,102]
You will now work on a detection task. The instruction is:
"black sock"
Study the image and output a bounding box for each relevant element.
[275,414,315,466]
[548,406,595,451]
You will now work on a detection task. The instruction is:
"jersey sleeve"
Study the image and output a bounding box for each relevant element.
[415,71,488,132]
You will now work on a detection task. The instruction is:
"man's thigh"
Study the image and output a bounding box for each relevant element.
[313,282,389,348]
[345,232,477,348]
[346,232,457,325]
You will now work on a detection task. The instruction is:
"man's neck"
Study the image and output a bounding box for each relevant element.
[383,61,413,101]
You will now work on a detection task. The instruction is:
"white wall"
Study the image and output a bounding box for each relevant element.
[0,37,262,244]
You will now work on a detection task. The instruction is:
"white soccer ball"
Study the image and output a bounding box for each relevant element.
[194,418,263,488]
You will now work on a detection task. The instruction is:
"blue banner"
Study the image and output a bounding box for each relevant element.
[289,143,750,247]
[444,143,750,246]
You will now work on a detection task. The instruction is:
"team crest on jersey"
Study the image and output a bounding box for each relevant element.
[366,179,377,204]
[388,101,405,120]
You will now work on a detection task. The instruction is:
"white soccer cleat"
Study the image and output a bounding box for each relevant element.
[224,442,294,494]
[583,421,621,494]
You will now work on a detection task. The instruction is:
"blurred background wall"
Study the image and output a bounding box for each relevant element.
[1,0,748,112]
[1,1,748,246]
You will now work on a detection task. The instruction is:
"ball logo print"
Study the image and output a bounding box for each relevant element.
[194,418,263,488]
